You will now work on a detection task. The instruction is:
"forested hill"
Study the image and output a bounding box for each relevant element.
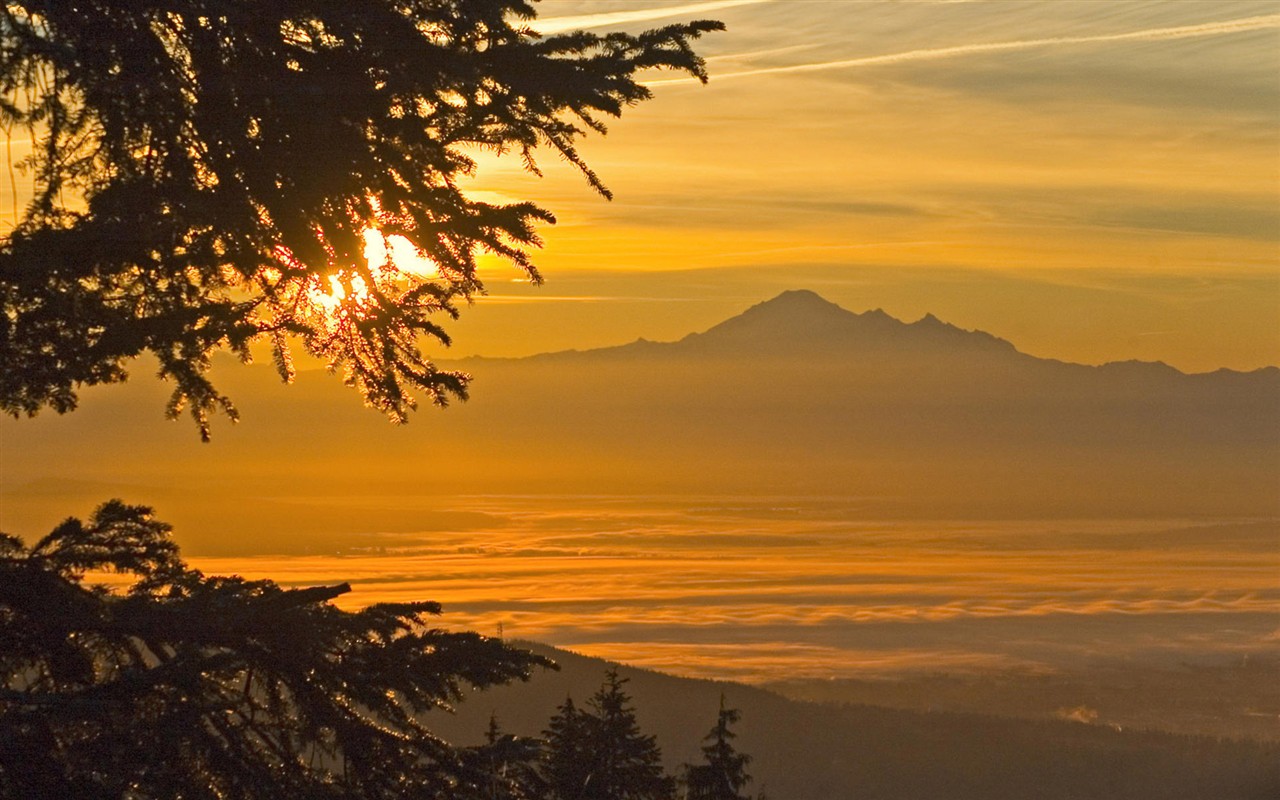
[430,643,1279,800]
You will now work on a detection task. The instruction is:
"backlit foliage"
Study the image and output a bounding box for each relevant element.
[0,1,720,437]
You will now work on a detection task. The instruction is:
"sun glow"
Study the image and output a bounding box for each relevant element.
[303,228,441,319]
[359,228,439,280]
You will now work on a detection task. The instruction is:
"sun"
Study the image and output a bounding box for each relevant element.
[304,228,440,318]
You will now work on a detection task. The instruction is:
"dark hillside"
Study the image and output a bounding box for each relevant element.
[430,644,1280,800]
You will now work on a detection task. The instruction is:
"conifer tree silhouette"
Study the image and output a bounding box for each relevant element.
[467,713,546,800]
[549,669,674,800]
[590,669,673,799]
[684,696,752,800]
[0,501,548,798]
[543,695,594,800]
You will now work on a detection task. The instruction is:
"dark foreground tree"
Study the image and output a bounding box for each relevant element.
[587,669,674,800]
[542,670,674,800]
[0,501,553,798]
[542,695,593,799]
[469,714,547,800]
[0,0,721,437]
[684,696,752,800]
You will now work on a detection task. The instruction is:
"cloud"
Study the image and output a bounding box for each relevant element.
[1055,705,1100,724]
[532,0,769,35]
[473,294,624,304]
[916,186,1280,245]
[559,642,1045,682]
[1086,204,1280,242]
[705,43,821,64]
[21,492,1280,682]
[646,13,1280,85]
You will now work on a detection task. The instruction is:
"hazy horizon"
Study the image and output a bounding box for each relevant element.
[3,291,1276,689]
[2,0,1277,749]
[3,2,1278,796]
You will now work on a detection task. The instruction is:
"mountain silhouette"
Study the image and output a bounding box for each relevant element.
[3,290,1276,535]
[513,289,1021,362]
[441,290,1278,515]
[672,289,1018,356]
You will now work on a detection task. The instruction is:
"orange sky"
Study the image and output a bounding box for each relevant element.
[438,0,1279,372]
[1,2,1275,371]
[3,2,1278,684]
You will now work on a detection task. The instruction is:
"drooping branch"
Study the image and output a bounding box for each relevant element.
[0,501,555,798]
[0,1,722,436]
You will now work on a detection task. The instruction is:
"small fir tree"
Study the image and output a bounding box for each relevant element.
[584,669,675,800]
[464,714,545,800]
[542,672,675,800]
[684,696,752,800]
[542,695,593,800]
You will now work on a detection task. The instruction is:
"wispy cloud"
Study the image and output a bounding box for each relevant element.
[156,499,1280,681]
[473,294,699,305]
[647,13,1280,85]
[532,0,769,35]
[705,43,820,63]
[474,294,620,304]
[562,642,1045,682]
[716,240,954,259]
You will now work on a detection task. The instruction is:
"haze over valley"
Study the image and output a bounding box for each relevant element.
[3,292,1276,730]
[4,289,1275,516]
[3,1,1278,796]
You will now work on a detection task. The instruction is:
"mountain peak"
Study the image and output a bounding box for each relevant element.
[751,289,849,316]
[696,288,855,335]
[674,290,1022,358]
[766,288,834,304]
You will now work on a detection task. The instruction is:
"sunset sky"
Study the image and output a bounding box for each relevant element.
[0,2,1274,370]
[3,0,1278,688]
[437,0,1279,372]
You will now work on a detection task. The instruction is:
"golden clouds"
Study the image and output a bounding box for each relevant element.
[169,499,1280,683]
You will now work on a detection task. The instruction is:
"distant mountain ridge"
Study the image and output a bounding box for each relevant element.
[436,290,1278,515]
[3,290,1276,522]
[676,288,1020,357]
[463,290,1272,379]
[462,289,1021,362]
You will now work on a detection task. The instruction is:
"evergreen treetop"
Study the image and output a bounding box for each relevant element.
[684,695,752,800]
[585,669,675,800]
[543,695,593,800]
[470,713,546,800]
[542,671,676,800]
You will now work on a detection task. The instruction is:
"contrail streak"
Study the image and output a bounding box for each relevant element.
[645,13,1280,85]
[532,0,770,35]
